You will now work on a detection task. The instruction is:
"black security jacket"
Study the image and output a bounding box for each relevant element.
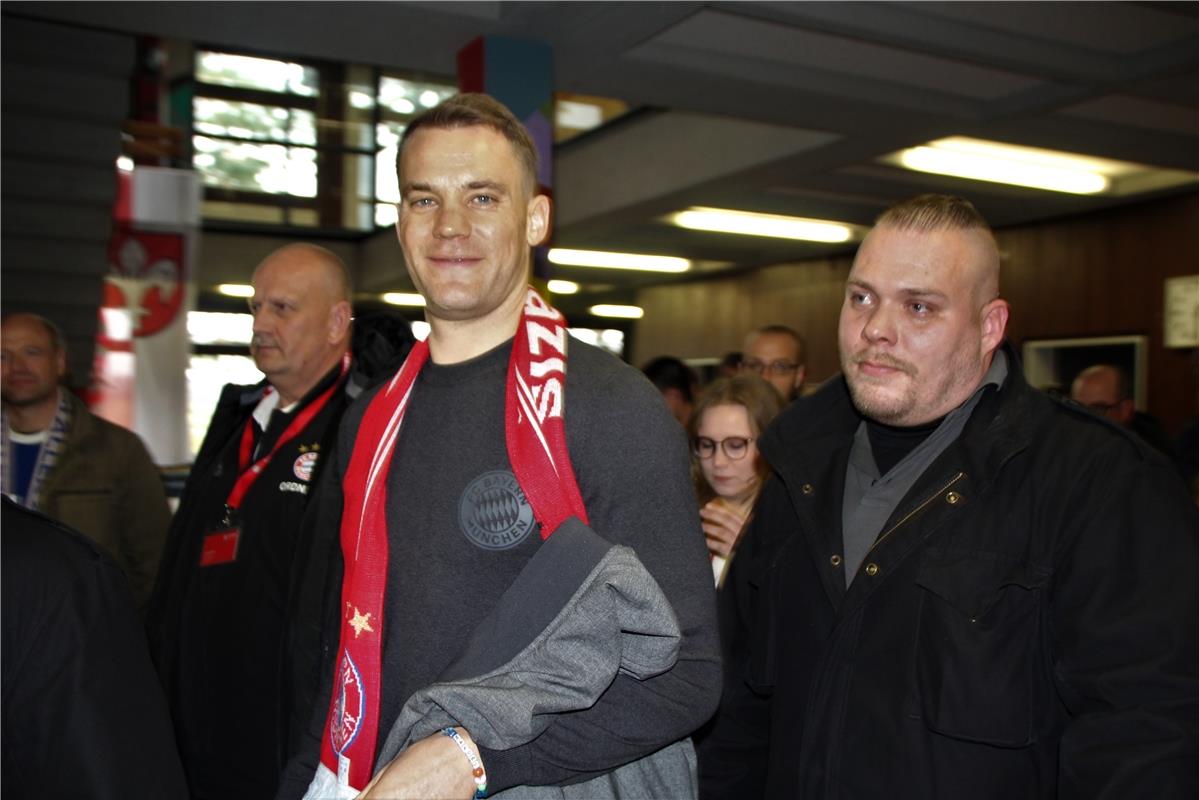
[147,312,413,799]
[699,343,1199,799]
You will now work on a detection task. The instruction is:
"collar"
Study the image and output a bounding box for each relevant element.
[254,357,349,429]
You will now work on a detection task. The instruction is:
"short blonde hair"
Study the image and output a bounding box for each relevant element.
[876,193,992,234]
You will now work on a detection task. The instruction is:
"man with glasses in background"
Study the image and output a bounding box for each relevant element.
[740,325,806,401]
[1070,363,1181,469]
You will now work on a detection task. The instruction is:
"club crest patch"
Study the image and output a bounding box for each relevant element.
[294,451,319,481]
[330,652,364,756]
[458,470,536,551]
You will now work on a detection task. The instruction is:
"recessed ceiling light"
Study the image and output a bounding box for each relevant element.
[547,279,580,294]
[890,137,1111,194]
[217,283,254,298]
[382,292,426,306]
[548,248,690,273]
[589,304,644,319]
[670,207,855,243]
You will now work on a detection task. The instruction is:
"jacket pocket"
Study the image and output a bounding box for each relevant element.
[914,547,1049,747]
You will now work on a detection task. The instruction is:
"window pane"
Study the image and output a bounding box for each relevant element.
[194,136,317,196]
[376,202,398,228]
[377,77,455,118]
[194,98,316,145]
[187,311,252,345]
[196,51,319,97]
[375,121,404,206]
[342,68,377,149]
[186,353,263,458]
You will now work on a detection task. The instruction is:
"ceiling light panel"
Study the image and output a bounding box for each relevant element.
[589,304,644,319]
[670,207,856,243]
[218,283,254,298]
[382,292,426,306]
[548,248,690,273]
[881,137,1199,196]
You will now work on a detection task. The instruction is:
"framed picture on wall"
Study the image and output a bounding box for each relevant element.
[1022,335,1148,409]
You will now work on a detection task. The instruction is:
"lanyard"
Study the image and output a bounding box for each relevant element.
[225,354,349,512]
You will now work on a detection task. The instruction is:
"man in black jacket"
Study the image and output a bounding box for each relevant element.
[699,194,1199,798]
[3,497,187,800]
[147,243,412,800]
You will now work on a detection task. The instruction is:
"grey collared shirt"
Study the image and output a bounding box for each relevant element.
[841,351,1008,586]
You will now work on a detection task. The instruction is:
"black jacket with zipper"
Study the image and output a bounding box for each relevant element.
[699,342,1199,799]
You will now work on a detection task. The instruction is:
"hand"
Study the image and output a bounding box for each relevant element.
[357,727,480,800]
[700,498,749,558]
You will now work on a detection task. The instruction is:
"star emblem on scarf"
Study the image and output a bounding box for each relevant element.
[349,606,374,638]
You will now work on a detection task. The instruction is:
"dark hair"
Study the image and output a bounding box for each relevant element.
[396,93,539,192]
[641,356,698,403]
[748,324,807,367]
[687,374,785,506]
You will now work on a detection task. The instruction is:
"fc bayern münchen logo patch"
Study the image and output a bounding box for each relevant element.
[331,652,364,755]
[458,470,536,551]
[293,451,319,481]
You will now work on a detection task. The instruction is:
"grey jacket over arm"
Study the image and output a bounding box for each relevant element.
[304,518,697,800]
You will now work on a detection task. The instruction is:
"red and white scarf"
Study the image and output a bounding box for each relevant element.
[316,288,588,793]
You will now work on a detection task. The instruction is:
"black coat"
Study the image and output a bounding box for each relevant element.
[3,497,188,800]
[146,313,413,799]
[699,344,1199,799]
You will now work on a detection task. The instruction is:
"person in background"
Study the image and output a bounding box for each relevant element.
[1,312,170,610]
[740,325,806,401]
[147,243,413,800]
[717,351,743,379]
[2,496,188,800]
[689,374,784,587]
[700,194,1199,798]
[643,354,700,425]
[1070,363,1182,470]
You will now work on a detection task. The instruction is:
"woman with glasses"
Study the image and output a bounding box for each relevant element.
[688,374,784,587]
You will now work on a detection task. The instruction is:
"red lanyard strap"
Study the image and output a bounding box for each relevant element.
[226,354,349,511]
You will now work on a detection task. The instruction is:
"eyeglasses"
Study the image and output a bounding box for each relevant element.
[740,358,799,377]
[693,436,754,460]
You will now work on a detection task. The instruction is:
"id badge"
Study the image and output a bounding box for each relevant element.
[199,527,240,566]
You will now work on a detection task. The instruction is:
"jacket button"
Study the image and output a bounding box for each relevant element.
[864,563,879,577]
[946,491,962,505]
[801,483,814,495]
[830,554,842,567]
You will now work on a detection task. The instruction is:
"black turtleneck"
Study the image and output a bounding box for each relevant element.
[866,416,945,476]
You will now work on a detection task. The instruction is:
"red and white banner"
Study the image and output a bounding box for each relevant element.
[90,167,200,465]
